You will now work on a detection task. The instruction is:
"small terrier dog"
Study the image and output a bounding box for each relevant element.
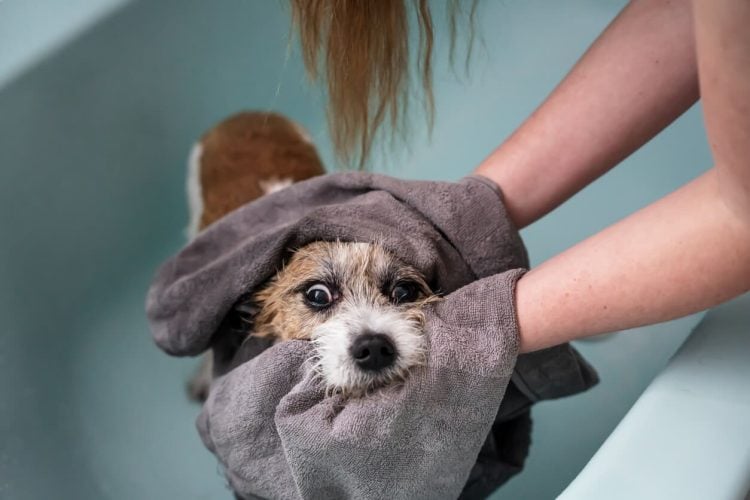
[187,112,435,399]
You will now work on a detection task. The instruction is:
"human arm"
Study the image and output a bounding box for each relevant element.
[515,169,750,352]
[477,0,750,352]
[475,0,698,228]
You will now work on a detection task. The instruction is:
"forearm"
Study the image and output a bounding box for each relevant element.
[476,0,698,228]
[493,1,750,352]
[515,169,750,352]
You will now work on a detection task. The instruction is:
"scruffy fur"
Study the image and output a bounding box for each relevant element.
[248,241,436,396]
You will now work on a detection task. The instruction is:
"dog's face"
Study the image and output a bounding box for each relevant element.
[246,241,435,396]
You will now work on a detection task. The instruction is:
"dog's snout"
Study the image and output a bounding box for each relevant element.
[349,333,396,371]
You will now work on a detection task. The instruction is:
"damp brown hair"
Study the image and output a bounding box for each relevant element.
[290,0,479,168]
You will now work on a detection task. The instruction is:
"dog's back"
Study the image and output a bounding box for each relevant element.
[187,111,325,238]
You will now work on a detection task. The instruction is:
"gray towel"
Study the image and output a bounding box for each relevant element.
[147,174,526,357]
[198,270,523,500]
[146,172,597,499]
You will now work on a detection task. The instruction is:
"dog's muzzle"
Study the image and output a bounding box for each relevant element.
[349,332,397,371]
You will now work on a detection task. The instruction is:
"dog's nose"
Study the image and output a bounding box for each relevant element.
[349,333,396,371]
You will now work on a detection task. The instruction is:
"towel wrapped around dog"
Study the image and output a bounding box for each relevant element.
[146,173,597,499]
[199,270,522,500]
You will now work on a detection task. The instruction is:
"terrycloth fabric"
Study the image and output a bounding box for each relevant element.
[147,174,526,358]
[198,270,523,500]
[146,172,598,499]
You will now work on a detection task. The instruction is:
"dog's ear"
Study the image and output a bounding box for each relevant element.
[224,292,261,337]
[210,293,265,376]
[233,294,260,319]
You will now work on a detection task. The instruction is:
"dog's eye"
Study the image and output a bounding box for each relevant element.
[391,281,420,304]
[305,283,334,308]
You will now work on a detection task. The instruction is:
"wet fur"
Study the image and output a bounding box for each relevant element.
[248,241,437,396]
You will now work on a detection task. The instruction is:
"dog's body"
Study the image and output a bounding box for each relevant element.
[186,111,325,238]
[187,112,434,399]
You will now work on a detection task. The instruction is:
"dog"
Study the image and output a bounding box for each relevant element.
[186,112,436,399]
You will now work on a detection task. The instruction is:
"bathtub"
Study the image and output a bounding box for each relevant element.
[1,1,744,498]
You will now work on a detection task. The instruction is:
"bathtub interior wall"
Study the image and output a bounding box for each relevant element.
[0,1,711,499]
[0,0,131,88]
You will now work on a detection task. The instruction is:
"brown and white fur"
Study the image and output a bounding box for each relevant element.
[186,111,435,400]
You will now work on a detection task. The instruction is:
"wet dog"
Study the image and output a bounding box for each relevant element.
[187,112,435,399]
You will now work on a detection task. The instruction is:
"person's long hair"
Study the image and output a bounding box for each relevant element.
[290,0,478,168]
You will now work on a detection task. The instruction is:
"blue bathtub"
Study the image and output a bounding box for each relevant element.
[1,1,745,498]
